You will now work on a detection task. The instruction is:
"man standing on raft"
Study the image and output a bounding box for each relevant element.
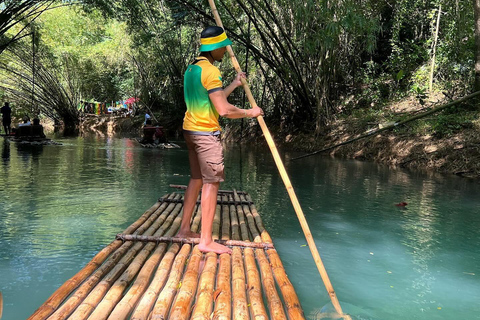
[177,26,263,254]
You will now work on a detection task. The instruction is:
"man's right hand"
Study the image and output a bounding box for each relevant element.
[249,106,264,118]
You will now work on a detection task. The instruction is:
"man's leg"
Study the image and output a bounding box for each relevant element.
[198,182,232,254]
[177,178,202,238]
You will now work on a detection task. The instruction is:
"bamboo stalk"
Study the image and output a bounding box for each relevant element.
[153,245,202,320]
[115,234,274,249]
[228,195,240,241]
[255,248,287,320]
[240,194,261,242]
[231,247,248,320]
[221,195,230,240]
[129,243,181,320]
[234,191,250,241]
[28,200,165,320]
[208,2,350,317]
[244,248,268,319]
[88,202,184,320]
[212,195,222,240]
[0,291,3,319]
[245,195,266,234]
[190,252,218,320]
[212,253,232,320]
[144,244,192,320]
[240,201,286,320]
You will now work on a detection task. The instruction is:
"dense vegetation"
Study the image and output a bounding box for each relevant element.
[0,0,478,135]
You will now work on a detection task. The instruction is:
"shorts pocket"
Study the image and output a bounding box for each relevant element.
[206,161,224,178]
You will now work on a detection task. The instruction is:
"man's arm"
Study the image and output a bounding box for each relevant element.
[209,90,263,119]
[223,72,245,97]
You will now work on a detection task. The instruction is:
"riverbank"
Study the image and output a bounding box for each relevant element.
[285,95,480,179]
[62,95,480,179]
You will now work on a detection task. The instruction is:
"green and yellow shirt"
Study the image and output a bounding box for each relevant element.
[183,57,224,133]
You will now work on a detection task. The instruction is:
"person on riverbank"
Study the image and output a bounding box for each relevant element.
[176,26,263,254]
[1,102,12,135]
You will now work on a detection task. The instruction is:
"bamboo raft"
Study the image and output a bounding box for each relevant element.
[29,186,306,320]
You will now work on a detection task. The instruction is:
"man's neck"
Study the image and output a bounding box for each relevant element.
[200,52,215,64]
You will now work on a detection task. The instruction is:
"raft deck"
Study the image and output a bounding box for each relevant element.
[29,186,305,320]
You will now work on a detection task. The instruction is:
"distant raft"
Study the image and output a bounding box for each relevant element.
[28,186,306,320]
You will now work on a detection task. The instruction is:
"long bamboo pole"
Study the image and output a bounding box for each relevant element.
[115,234,273,249]
[207,1,350,318]
[164,245,203,320]
[190,252,218,320]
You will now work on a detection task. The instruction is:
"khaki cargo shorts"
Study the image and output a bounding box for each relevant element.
[184,132,225,183]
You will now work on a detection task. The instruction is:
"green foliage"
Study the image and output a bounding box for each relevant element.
[430,112,475,137]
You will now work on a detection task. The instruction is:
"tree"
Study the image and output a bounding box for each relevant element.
[474,0,480,93]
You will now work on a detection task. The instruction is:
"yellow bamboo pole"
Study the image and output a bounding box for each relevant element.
[221,194,230,240]
[212,253,232,320]
[163,245,202,320]
[231,247,248,320]
[147,244,192,320]
[207,1,351,318]
[129,243,180,320]
[228,195,240,241]
[233,191,250,241]
[0,291,3,320]
[190,252,218,320]
[244,247,268,319]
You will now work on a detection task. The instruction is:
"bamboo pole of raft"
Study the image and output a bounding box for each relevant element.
[231,247,248,320]
[144,244,192,320]
[207,1,350,318]
[248,198,306,320]
[213,252,233,320]
[28,200,165,320]
[48,195,182,320]
[190,252,218,320]
[128,243,180,320]
[90,200,185,320]
[155,245,203,320]
[70,200,184,320]
[241,197,287,320]
[115,234,274,249]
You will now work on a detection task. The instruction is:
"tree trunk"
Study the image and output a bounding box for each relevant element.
[474,0,480,97]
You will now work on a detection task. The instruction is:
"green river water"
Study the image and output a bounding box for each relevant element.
[0,134,479,320]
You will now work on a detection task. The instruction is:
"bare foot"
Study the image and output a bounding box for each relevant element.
[176,230,200,238]
[198,242,232,254]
